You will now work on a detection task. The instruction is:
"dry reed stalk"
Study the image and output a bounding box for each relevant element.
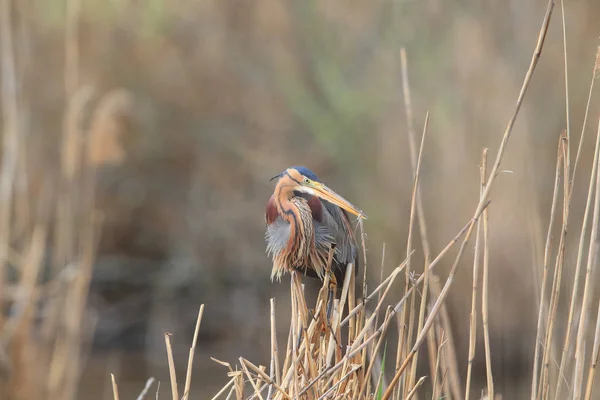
[410,255,430,394]
[355,220,367,350]
[111,374,120,400]
[182,304,205,400]
[136,377,156,400]
[406,376,426,400]
[164,333,179,400]
[400,48,432,260]
[240,357,264,400]
[210,358,244,399]
[555,45,600,400]
[397,50,429,400]
[430,272,462,399]
[540,132,571,400]
[560,0,571,168]
[241,358,287,397]
[367,244,388,397]
[399,47,435,400]
[290,273,300,397]
[397,50,431,400]
[465,150,486,400]
[532,133,564,400]
[583,297,600,399]
[212,377,237,400]
[404,112,429,397]
[481,150,494,400]
[573,118,600,399]
[431,330,447,400]
[267,298,279,399]
[425,294,440,397]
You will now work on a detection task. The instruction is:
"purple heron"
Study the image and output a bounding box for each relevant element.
[265,166,367,286]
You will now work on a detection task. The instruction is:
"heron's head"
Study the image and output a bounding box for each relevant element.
[271,166,367,220]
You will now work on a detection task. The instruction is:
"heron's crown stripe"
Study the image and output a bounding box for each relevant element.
[283,171,302,185]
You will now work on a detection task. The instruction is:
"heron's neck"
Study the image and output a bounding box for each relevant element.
[274,183,297,223]
[275,183,313,252]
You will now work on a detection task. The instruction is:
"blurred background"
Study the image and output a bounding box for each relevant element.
[1,0,600,399]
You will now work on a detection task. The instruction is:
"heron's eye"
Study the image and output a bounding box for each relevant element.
[303,178,310,184]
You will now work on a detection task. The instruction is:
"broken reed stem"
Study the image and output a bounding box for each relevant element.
[165,333,179,400]
[573,118,600,400]
[481,150,494,400]
[183,304,205,400]
[240,358,265,400]
[555,45,600,400]
[241,358,289,399]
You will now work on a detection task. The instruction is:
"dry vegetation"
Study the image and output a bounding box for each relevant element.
[2,0,600,399]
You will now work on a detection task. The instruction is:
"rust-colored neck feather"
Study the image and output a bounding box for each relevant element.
[274,177,313,254]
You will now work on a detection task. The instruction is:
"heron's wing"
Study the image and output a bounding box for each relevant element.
[319,199,359,271]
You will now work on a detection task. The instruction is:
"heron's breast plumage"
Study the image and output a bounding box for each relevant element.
[265,196,336,280]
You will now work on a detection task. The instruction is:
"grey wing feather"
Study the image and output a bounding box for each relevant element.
[267,216,336,258]
[320,200,359,268]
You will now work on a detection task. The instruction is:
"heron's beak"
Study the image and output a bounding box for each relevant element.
[311,183,367,220]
